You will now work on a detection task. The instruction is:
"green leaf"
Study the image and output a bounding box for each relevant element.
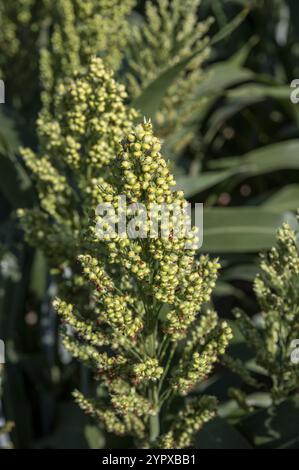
[221,264,259,282]
[219,392,272,420]
[211,6,251,45]
[263,185,299,212]
[238,396,299,449]
[131,57,195,119]
[226,83,291,101]
[204,100,253,144]
[34,403,95,449]
[29,250,48,301]
[0,152,35,208]
[197,416,252,449]
[201,208,296,253]
[229,35,259,66]
[204,81,290,144]
[214,281,249,301]
[227,0,255,5]
[0,110,21,153]
[163,63,256,158]
[84,425,105,449]
[194,64,255,101]
[176,170,233,198]
[209,140,299,175]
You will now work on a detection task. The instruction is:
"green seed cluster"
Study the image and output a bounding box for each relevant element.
[0,0,135,113]
[133,359,164,384]
[225,221,299,403]
[166,257,220,338]
[126,0,212,140]
[40,0,136,108]
[78,254,143,339]
[61,333,127,373]
[38,57,137,176]
[19,58,137,315]
[0,0,48,114]
[2,3,233,449]
[12,51,230,447]
[90,121,221,339]
[222,355,259,388]
[55,115,231,446]
[73,390,127,436]
[110,380,155,417]
[73,383,153,440]
[171,316,233,395]
[53,299,110,348]
[20,148,71,219]
[228,387,253,413]
[158,396,217,449]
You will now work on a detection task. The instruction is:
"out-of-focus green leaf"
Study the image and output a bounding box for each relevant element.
[0,111,20,153]
[245,361,269,378]
[34,403,92,449]
[226,0,256,5]
[162,41,258,158]
[230,35,259,66]
[197,416,252,449]
[201,208,296,252]
[176,170,233,197]
[204,100,254,144]
[29,250,47,301]
[209,140,299,175]
[219,392,272,420]
[214,281,249,301]
[263,184,299,211]
[226,83,291,101]
[84,425,105,449]
[0,152,34,208]
[221,264,259,282]
[204,82,291,144]
[237,396,299,449]
[210,6,251,44]
[132,57,194,119]
[194,64,255,100]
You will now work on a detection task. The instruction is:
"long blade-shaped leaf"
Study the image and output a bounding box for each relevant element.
[132,7,250,118]
[201,208,296,253]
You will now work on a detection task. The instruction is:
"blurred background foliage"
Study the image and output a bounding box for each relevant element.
[0,0,299,448]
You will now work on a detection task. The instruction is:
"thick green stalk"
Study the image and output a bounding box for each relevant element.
[149,385,160,443]
[149,412,160,443]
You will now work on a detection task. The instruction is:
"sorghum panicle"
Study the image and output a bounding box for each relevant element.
[54,113,232,447]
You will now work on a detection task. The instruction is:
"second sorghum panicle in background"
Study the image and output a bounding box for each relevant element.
[224,220,299,405]
[18,57,137,316]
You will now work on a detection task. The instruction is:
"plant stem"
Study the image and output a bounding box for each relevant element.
[158,343,176,394]
[149,413,160,442]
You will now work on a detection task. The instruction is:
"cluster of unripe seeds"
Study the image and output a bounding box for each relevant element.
[158,396,217,449]
[225,221,299,403]
[54,118,232,446]
[18,55,232,447]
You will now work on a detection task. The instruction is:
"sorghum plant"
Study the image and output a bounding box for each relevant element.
[0,0,210,125]
[0,0,135,113]
[17,53,231,448]
[224,221,299,405]
[39,0,135,109]
[19,57,137,314]
[0,0,47,116]
[126,0,212,138]
[54,120,232,448]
